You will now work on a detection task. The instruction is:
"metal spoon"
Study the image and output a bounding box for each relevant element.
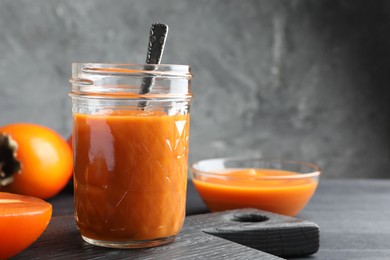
[139,23,169,97]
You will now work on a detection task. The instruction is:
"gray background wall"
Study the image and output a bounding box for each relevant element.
[0,0,388,178]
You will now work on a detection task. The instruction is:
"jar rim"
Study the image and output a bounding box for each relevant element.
[72,63,192,79]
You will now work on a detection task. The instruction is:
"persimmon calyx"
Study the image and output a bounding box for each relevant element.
[0,134,21,187]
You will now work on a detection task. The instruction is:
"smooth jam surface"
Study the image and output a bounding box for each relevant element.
[193,168,318,216]
[73,110,190,241]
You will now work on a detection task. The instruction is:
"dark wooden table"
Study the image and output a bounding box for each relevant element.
[14,179,390,259]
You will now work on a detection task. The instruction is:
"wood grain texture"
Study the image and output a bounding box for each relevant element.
[14,212,282,260]
[15,179,390,259]
[295,179,390,260]
[202,209,319,258]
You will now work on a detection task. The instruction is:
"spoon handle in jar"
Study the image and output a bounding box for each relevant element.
[139,23,169,95]
[145,23,168,65]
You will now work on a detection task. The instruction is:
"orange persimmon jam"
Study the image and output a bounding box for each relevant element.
[73,110,190,245]
[191,159,320,216]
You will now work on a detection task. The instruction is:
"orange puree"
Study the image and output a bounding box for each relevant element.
[73,110,190,242]
[193,169,318,216]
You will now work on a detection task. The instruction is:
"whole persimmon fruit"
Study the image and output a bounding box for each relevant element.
[0,123,73,199]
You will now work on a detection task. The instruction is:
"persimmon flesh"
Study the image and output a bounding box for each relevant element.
[0,192,52,259]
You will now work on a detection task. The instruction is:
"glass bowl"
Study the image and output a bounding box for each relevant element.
[190,157,321,216]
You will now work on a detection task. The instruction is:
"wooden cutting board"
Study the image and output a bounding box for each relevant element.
[14,208,319,260]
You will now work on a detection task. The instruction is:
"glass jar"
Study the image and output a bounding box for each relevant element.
[69,63,192,248]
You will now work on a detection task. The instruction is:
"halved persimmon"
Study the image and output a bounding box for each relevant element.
[0,192,52,259]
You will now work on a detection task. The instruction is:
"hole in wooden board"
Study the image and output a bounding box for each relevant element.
[230,213,269,223]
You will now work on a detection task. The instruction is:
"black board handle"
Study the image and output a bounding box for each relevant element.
[203,209,320,258]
